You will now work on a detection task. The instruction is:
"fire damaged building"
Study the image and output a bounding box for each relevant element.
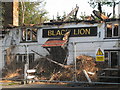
[1,4,120,83]
[2,19,120,69]
[41,19,120,68]
[1,17,120,84]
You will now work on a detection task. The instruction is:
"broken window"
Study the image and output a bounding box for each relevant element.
[21,28,37,42]
[106,23,119,38]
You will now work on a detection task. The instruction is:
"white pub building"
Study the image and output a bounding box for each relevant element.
[2,19,120,71]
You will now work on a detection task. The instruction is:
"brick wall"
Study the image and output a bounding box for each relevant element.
[2,0,19,27]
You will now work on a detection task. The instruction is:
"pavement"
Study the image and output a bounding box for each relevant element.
[1,81,120,90]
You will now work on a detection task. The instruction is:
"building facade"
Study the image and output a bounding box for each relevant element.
[2,19,120,69]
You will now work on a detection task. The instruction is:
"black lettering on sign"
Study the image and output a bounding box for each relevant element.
[42,27,97,38]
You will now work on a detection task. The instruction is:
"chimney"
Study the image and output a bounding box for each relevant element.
[13,0,19,26]
[3,0,19,27]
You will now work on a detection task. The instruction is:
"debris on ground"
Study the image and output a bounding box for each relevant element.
[3,69,22,79]
[2,67,23,80]
[49,55,99,82]
[2,54,99,82]
[0,80,14,83]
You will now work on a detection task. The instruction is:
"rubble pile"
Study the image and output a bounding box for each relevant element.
[49,55,99,81]
[2,68,23,80]
[76,55,99,81]
[2,56,24,80]
[4,69,21,79]
[33,56,62,80]
[49,68,73,81]
[2,55,99,82]
[2,46,25,79]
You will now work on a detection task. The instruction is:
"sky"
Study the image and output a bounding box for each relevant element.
[44,0,119,19]
[1,0,119,19]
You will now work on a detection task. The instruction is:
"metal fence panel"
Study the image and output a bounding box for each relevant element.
[1,41,120,84]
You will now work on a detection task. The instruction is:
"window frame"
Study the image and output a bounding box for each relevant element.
[20,28,38,43]
[105,22,120,39]
[110,51,119,67]
[113,24,119,37]
[104,50,119,68]
[16,53,35,63]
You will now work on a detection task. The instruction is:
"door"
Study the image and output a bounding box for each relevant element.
[110,51,118,68]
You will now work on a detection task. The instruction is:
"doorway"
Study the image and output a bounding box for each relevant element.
[105,50,119,68]
[110,51,118,68]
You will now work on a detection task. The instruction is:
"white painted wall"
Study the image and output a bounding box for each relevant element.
[2,21,120,65]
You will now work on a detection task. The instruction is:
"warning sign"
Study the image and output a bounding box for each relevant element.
[96,48,104,62]
[96,48,104,55]
[96,56,104,61]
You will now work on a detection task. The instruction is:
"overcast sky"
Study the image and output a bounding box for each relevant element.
[2,0,119,19]
[44,0,119,19]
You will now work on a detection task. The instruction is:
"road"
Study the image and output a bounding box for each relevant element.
[2,83,120,90]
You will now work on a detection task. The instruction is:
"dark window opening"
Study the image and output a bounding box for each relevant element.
[111,52,118,67]
[106,23,119,38]
[106,24,112,37]
[29,53,35,69]
[104,50,119,68]
[29,53,34,63]
[104,51,109,68]
[16,53,34,65]
[113,24,119,36]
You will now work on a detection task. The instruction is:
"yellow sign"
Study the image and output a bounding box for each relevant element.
[96,56,104,61]
[96,48,104,62]
[96,48,104,55]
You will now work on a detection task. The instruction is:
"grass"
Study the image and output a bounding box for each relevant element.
[2,82,21,86]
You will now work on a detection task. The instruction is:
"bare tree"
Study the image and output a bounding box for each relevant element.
[88,0,119,18]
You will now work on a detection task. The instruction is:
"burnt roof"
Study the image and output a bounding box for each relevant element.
[2,18,120,29]
[43,20,98,25]
[43,18,120,26]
